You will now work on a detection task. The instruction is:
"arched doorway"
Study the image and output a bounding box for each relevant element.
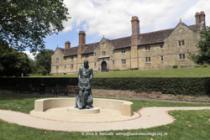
[101,61,108,72]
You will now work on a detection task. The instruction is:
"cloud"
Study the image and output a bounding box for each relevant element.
[63,0,210,39]
[23,51,37,60]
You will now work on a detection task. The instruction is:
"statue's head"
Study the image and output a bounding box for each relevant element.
[83,60,89,69]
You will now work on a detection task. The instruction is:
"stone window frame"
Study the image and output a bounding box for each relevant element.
[121,49,126,54]
[160,56,164,62]
[56,57,59,63]
[71,64,74,69]
[178,40,185,46]
[179,53,186,60]
[145,45,151,51]
[121,59,126,64]
[145,57,151,63]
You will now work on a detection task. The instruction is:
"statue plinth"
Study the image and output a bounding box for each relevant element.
[67,107,100,114]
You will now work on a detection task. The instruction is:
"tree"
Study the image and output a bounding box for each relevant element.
[0,45,32,76]
[35,49,53,75]
[0,0,68,52]
[193,27,210,64]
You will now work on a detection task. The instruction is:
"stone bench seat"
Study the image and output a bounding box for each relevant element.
[33,98,133,116]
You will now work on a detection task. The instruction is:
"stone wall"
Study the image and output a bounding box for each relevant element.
[51,18,201,74]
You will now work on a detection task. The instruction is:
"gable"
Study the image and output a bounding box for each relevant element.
[167,22,195,39]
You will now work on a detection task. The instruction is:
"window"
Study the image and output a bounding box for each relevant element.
[178,40,185,46]
[145,46,150,51]
[112,60,115,64]
[71,64,74,69]
[85,55,89,58]
[161,56,164,61]
[160,44,163,48]
[102,51,106,55]
[121,59,126,64]
[121,49,126,54]
[64,65,67,69]
[145,57,151,63]
[56,57,59,63]
[179,54,185,60]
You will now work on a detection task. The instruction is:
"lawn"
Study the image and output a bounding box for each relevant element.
[0,94,210,140]
[31,66,210,78]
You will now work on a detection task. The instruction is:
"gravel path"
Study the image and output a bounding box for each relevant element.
[0,107,210,132]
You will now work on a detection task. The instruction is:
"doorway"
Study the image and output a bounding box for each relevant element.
[101,61,108,72]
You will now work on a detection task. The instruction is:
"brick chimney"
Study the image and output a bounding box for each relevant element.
[200,11,206,28]
[130,16,140,69]
[131,16,140,36]
[195,12,200,25]
[79,31,86,46]
[77,31,86,69]
[195,11,206,30]
[64,41,71,49]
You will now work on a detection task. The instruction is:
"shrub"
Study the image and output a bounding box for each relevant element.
[92,78,210,96]
[0,77,209,96]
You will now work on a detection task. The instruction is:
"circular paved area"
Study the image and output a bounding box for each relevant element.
[30,107,140,123]
[0,107,210,132]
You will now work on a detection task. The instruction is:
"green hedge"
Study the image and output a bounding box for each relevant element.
[0,78,78,95]
[92,78,210,96]
[0,78,209,96]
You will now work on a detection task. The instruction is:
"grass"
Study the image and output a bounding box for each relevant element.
[31,66,210,78]
[0,94,210,140]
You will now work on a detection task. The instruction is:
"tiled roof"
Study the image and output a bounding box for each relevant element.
[64,47,78,56]
[138,28,173,45]
[62,24,198,57]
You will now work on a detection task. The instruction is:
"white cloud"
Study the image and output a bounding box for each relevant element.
[23,51,37,60]
[183,0,210,25]
[63,0,210,38]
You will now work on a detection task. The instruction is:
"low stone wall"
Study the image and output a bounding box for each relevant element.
[32,98,133,116]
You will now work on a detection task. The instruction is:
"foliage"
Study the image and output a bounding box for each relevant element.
[35,49,54,75]
[0,77,77,94]
[92,78,210,96]
[0,45,32,76]
[193,26,210,64]
[1,77,210,96]
[0,0,69,51]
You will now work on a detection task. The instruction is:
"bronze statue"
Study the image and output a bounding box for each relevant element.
[75,60,93,109]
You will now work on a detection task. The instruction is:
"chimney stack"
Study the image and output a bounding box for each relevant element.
[64,41,71,49]
[79,31,86,46]
[131,16,140,36]
[195,11,206,29]
[195,12,200,25]
[200,11,206,27]
[130,16,140,69]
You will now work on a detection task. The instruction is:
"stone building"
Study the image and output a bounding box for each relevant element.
[51,11,206,74]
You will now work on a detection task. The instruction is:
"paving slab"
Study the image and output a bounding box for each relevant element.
[0,107,210,132]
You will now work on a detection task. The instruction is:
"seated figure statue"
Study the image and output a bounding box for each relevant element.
[75,60,93,109]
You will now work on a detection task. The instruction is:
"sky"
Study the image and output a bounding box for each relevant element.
[43,0,210,52]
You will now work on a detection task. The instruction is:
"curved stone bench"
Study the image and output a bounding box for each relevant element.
[32,98,133,116]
